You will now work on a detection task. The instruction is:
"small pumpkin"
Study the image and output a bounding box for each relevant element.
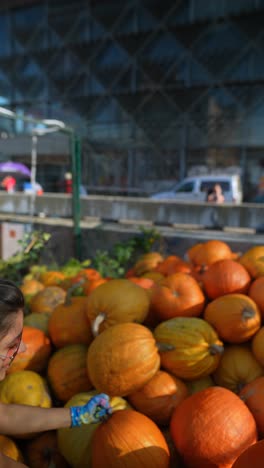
[239,246,264,278]
[20,279,45,305]
[154,317,224,380]
[202,259,251,299]
[170,386,257,468]
[154,255,191,276]
[248,276,264,318]
[92,409,170,468]
[57,391,129,468]
[25,431,69,468]
[87,322,160,396]
[40,271,66,287]
[252,326,264,366]
[30,286,66,315]
[150,273,205,321]
[133,252,164,276]
[232,440,264,468]
[204,294,261,343]
[47,344,93,403]
[24,312,50,335]
[240,376,264,438]
[0,434,24,463]
[187,239,236,267]
[186,375,214,395]
[7,326,52,374]
[213,345,264,393]
[127,370,188,426]
[0,370,52,408]
[85,279,150,336]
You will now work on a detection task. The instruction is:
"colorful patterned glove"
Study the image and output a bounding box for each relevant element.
[70,393,112,427]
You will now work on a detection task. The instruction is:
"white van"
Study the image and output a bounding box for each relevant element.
[150,174,243,203]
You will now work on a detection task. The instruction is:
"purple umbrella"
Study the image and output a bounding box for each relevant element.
[0,161,31,177]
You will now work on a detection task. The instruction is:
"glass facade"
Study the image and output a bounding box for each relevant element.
[0,0,263,198]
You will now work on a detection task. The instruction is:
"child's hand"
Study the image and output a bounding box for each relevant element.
[70,393,112,427]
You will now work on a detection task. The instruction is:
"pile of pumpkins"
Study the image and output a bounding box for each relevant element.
[1,240,264,467]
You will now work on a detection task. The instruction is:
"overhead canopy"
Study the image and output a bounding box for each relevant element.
[0,161,31,177]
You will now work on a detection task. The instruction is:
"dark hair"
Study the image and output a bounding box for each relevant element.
[0,279,24,337]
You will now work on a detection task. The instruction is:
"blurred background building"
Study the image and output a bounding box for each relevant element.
[0,0,263,200]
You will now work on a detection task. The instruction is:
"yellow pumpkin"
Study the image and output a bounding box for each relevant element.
[86,279,150,336]
[0,370,52,408]
[154,317,224,380]
[133,252,164,276]
[239,246,264,278]
[57,391,130,468]
[213,345,264,393]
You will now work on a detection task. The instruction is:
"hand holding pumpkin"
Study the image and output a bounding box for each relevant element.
[70,393,112,427]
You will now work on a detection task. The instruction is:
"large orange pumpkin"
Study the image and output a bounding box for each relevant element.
[232,440,264,468]
[202,259,251,299]
[92,409,170,468]
[30,286,66,315]
[213,345,264,393]
[170,386,257,468]
[85,279,150,336]
[47,344,93,403]
[248,276,264,318]
[240,376,264,438]
[239,246,264,278]
[7,326,52,374]
[25,431,69,468]
[154,317,224,380]
[127,370,188,426]
[187,239,236,267]
[150,273,205,321]
[87,322,160,396]
[204,294,261,343]
[48,296,92,348]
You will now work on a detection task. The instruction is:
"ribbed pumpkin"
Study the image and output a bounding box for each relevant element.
[248,276,264,318]
[187,239,236,266]
[57,391,129,468]
[24,312,50,335]
[232,440,264,468]
[240,376,264,438]
[239,246,264,278]
[127,370,188,426]
[92,409,170,468]
[25,431,69,468]
[154,255,191,276]
[0,370,51,408]
[202,259,251,299]
[252,326,264,366]
[133,252,164,276]
[30,286,66,315]
[150,273,205,321]
[154,317,224,380]
[204,294,261,343]
[170,386,257,468]
[85,279,150,336]
[47,344,93,403]
[87,323,160,396]
[0,435,24,463]
[48,296,92,348]
[7,326,52,374]
[213,345,264,393]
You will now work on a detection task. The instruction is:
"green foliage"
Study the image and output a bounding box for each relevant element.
[92,228,162,278]
[0,230,51,284]
[60,257,91,278]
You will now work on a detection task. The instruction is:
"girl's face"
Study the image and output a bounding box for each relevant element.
[0,309,26,381]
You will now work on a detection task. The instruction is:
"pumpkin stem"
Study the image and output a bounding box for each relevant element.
[209,344,224,355]
[156,342,175,352]
[242,306,255,320]
[65,278,85,305]
[92,313,106,337]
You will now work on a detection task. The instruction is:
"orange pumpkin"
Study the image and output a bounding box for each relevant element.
[213,345,264,393]
[248,276,264,318]
[154,256,191,276]
[252,326,264,366]
[202,259,251,299]
[240,376,264,437]
[87,323,160,396]
[8,326,51,374]
[85,279,150,336]
[128,277,155,290]
[83,277,108,295]
[239,246,264,278]
[25,431,69,468]
[232,440,264,468]
[187,239,236,267]
[170,386,257,468]
[127,370,188,426]
[30,286,66,315]
[40,271,66,287]
[48,296,92,348]
[20,279,45,305]
[133,252,164,276]
[204,294,261,343]
[150,273,205,321]
[92,409,170,468]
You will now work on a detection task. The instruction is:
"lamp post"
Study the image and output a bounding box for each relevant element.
[0,107,82,259]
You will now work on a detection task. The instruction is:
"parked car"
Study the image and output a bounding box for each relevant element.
[150,174,243,203]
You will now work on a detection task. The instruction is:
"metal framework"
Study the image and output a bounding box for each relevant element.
[0,0,264,199]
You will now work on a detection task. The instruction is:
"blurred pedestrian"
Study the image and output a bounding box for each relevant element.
[64,172,72,194]
[1,176,16,193]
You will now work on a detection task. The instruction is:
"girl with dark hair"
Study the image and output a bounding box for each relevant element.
[0,279,111,468]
